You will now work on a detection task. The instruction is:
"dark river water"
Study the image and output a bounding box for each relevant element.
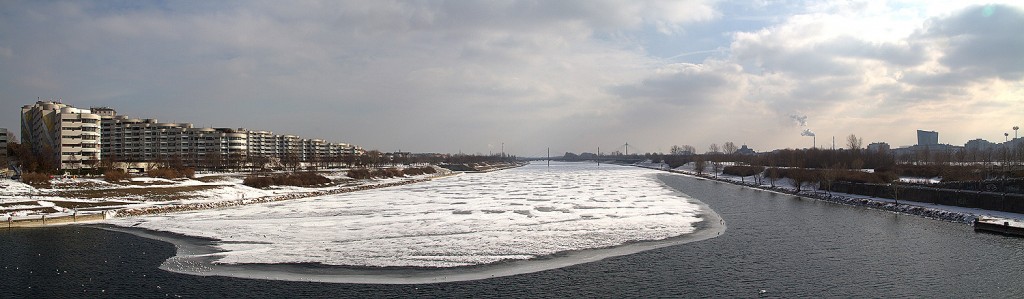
[2,173,1023,298]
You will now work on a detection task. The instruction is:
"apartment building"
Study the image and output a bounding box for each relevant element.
[21,101,102,170]
[247,131,360,165]
[0,127,8,167]
[98,109,249,166]
[21,101,361,170]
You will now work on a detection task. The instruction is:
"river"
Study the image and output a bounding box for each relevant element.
[2,164,1023,297]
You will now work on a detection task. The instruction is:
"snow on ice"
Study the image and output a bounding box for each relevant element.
[111,162,704,268]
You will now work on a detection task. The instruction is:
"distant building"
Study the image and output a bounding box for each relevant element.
[0,127,8,170]
[866,142,890,153]
[888,130,963,161]
[735,144,756,155]
[98,109,250,166]
[97,107,360,167]
[21,101,103,170]
[19,101,363,170]
[917,130,938,146]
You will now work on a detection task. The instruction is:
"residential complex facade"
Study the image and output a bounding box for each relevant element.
[21,101,362,170]
[21,102,103,169]
[1,127,8,167]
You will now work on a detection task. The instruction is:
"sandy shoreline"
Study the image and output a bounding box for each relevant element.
[90,173,726,284]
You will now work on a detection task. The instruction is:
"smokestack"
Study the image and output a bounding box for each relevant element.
[801,129,816,149]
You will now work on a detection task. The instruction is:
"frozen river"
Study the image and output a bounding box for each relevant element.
[6,164,1024,297]
[108,162,717,281]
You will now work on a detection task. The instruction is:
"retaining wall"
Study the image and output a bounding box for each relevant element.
[831,182,1024,214]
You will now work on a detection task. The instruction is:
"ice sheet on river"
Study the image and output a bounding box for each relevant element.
[110,162,704,268]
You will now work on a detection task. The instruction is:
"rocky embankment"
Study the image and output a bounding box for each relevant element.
[641,165,976,224]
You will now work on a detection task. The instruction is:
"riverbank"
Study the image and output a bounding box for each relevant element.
[635,163,1018,225]
[1,167,457,227]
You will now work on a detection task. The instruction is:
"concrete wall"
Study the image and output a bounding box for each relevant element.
[5,213,106,228]
[832,182,1024,214]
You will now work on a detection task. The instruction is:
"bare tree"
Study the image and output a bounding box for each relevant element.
[282,152,301,171]
[711,160,722,178]
[846,134,863,151]
[821,163,843,195]
[682,145,696,155]
[694,157,706,175]
[708,143,720,154]
[723,142,738,155]
[670,145,684,155]
[767,167,780,188]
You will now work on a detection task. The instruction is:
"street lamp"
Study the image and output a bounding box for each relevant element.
[1014,126,1019,139]
[1005,132,1010,142]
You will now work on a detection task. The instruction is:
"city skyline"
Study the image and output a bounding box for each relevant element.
[1,1,1022,155]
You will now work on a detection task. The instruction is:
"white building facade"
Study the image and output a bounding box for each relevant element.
[0,127,8,170]
[22,101,362,170]
[21,101,102,170]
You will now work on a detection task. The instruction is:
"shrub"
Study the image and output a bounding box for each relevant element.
[723,165,765,177]
[243,175,273,188]
[346,168,371,180]
[371,169,393,178]
[146,167,194,179]
[147,168,179,179]
[279,172,331,186]
[892,165,941,178]
[22,172,51,187]
[104,169,130,182]
[179,168,196,179]
[385,168,404,177]
[833,171,887,184]
[347,167,437,180]
[403,166,437,176]
[403,167,424,176]
[243,172,331,188]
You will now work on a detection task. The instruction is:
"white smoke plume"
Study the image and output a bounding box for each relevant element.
[790,114,808,127]
[800,129,815,136]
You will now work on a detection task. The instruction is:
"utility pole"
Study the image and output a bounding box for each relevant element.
[547,147,550,167]
[625,142,629,156]
[597,146,600,166]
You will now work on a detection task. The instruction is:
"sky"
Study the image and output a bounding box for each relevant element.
[1,1,1022,156]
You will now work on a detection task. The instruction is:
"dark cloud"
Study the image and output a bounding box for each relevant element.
[610,63,742,107]
[919,4,1024,80]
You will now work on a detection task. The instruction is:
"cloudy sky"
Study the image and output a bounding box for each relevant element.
[2,1,1022,155]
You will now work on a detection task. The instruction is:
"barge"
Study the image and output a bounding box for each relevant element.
[973,217,1024,237]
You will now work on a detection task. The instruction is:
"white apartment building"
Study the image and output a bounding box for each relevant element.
[21,101,102,170]
[21,101,362,170]
[247,131,360,166]
[0,127,8,167]
[98,108,248,166]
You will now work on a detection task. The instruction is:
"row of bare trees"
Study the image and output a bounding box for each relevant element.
[654,133,1024,183]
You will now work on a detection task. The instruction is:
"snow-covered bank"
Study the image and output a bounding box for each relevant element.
[634,162,1024,224]
[1,167,453,223]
